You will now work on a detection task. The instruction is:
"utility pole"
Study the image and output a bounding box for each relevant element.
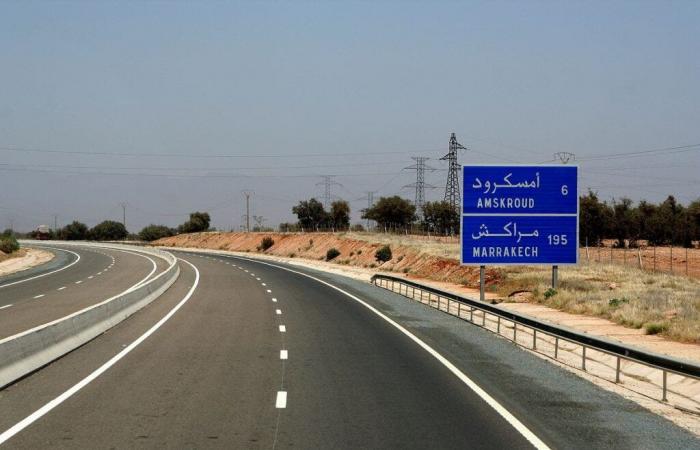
[554,152,575,164]
[316,175,342,209]
[440,132,467,210]
[53,214,58,232]
[403,156,436,219]
[119,202,127,230]
[242,190,253,232]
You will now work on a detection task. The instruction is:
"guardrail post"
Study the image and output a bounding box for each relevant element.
[482,310,486,326]
[533,329,537,350]
[470,307,474,322]
[582,346,587,371]
[615,357,621,383]
[513,323,517,342]
[554,337,558,359]
[497,316,501,334]
[479,265,486,302]
[662,371,668,402]
[457,302,462,317]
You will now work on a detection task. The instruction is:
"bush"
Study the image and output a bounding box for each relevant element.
[139,224,175,242]
[543,288,557,299]
[375,245,392,263]
[608,297,629,308]
[88,221,128,241]
[645,322,668,335]
[326,248,341,261]
[258,236,275,251]
[0,236,20,254]
[58,221,88,240]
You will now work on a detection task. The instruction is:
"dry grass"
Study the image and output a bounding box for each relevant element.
[494,263,700,343]
[342,232,460,259]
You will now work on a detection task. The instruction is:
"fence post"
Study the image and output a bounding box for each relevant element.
[638,247,643,270]
[653,246,656,272]
[670,245,673,274]
[686,247,689,276]
[610,245,613,264]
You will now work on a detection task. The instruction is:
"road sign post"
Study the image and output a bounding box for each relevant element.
[461,165,579,293]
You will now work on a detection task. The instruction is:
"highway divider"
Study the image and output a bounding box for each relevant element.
[371,273,700,413]
[0,244,179,388]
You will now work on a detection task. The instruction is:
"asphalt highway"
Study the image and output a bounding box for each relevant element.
[0,243,169,339]
[0,249,697,449]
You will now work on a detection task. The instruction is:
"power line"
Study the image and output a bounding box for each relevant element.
[0,146,435,159]
[577,143,700,162]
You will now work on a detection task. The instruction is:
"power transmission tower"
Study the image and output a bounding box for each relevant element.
[403,157,436,219]
[554,152,575,164]
[316,175,342,209]
[119,202,127,230]
[242,190,253,232]
[363,191,377,230]
[440,132,468,210]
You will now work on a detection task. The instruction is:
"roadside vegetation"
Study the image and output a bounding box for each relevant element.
[0,229,20,255]
[493,263,700,343]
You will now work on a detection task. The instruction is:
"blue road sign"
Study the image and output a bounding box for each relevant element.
[461,215,578,264]
[461,165,578,265]
[463,165,577,215]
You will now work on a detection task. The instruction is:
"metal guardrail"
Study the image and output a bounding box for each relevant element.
[371,274,700,412]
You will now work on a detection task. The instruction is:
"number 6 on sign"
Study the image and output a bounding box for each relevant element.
[561,185,568,196]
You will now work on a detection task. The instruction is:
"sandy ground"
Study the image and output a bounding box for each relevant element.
[0,248,54,277]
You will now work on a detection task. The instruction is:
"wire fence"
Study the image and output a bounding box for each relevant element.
[581,245,700,279]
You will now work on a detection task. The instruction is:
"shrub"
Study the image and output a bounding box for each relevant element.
[608,297,629,308]
[88,221,127,241]
[326,248,341,261]
[644,322,668,335]
[139,224,175,242]
[375,245,392,263]
[258,236,275,251]
[543,288,557,299]
[397,255,404,262]
[0,236,20,254]
[357,249,362,255]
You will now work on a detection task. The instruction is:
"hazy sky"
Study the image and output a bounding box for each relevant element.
[1,1,699,232]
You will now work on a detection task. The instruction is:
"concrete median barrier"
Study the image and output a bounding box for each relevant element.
[0,245,179,388]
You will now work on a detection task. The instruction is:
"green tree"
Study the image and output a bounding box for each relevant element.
[88,221,128,241]
[178,212,211,233]
[362,196,416,229]
[58,221,89,241]
[329,200,351,230]
[579,191,613,246]
[422,201,459,234]
[611,198,638,247]
[292,198,328,230]
[139,224,175,242]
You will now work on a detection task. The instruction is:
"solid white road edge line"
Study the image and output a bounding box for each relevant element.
[234,256,550,450]
[276,391,287,408]
[0,247,81,289]
[0,258,200,446]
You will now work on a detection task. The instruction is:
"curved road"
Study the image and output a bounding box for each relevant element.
[0,249,697,449]
[0,243,169,339]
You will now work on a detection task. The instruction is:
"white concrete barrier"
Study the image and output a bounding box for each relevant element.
[0,244,179,388]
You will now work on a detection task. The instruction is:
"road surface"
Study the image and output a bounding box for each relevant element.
[0,249,697,449]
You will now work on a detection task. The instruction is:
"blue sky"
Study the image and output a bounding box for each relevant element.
[1,1,699,231]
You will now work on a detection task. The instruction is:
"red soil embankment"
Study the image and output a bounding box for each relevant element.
[154,232,501,287]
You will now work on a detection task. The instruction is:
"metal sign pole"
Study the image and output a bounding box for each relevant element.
[552,265,558,289]
[479,265,485,302]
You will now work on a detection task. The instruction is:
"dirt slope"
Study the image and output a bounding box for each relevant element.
[154,232,501,287]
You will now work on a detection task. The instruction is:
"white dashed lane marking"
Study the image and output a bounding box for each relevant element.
[275,309,282,315]
[75,281,82,284]
[275,391,287,409]
[266,290,272,293]
[0,305,12,310]
[280,350,288,360]
[57,287,66,291]
[33,294,45,299]
[88,276,93,279]
[279,325,286,333]
[272,298,277,302]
